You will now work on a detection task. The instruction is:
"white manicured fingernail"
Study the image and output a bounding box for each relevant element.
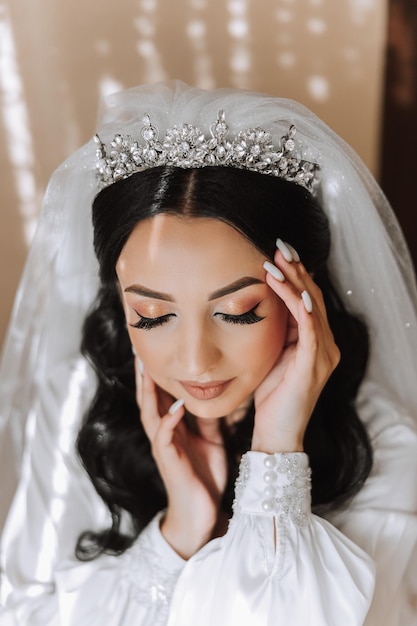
[136,357,144,376]
[131,345,137,356]
[286,243,300,262]
[276,238,293,262]
[263,261,285,282]
[168,398,185,414]
[301,290,313,313]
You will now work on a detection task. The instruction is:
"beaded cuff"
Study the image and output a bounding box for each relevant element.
[233,452,312,527]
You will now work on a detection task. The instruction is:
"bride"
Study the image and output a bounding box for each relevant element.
[1,81,416,625]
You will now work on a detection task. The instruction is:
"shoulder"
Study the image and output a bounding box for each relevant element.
[341,381,417,515]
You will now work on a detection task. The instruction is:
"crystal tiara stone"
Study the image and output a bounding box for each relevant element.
[95,110,320,193]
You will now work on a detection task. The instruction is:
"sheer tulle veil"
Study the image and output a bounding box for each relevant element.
[1,81,417,564]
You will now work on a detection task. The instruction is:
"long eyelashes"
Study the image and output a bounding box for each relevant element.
[130,303,264,331]
[215,303,264,325]
[130,313,174,330]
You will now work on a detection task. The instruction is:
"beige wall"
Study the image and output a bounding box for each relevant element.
[0,0,387,350]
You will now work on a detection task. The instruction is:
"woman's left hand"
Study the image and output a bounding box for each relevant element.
[252,243,340,454]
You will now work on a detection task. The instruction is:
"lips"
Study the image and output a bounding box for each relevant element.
[179,379,233,400]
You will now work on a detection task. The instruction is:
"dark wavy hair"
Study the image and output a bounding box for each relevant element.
[76,166,372,560]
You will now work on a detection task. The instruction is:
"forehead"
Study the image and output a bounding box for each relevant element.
[116,215,265,280]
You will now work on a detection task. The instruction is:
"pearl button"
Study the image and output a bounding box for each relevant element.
[263,485,277,498]
[263,470,278,484]
[263,455,277,469]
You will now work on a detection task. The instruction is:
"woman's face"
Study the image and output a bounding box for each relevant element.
[116,214,288,419]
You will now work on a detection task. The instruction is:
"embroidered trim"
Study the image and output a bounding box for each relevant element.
[234,452,311,527]
[120,523,182,625]
[261,453,311,527]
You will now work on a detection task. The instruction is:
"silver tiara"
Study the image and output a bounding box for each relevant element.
[95,111,320,194]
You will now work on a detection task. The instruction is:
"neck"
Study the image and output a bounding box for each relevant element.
[196,417,224,446]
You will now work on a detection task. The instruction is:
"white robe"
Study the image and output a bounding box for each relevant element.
[1,374,417,626]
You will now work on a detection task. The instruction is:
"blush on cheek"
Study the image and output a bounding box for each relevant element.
[256,325,287,371]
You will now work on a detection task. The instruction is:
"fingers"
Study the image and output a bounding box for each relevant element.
[264,240,340,375]
[263,259,312,323]
[264,240,325,320]
[301,290,313,314]
[134,356,186,447]
[134,355,143,407]
[277,243,316,298]
[155,399,186,451]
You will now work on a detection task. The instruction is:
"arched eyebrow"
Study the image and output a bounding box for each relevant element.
[124,276,264,302]
[208,277,263,300]
[124,285,175,301]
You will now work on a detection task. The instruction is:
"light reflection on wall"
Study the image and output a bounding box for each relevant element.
[227,0,251,88]
[187,0,214,89]
[349,0,376,24]
[0,5,39,245]
[136,0,167,83]
[308,75,330,102]
[99,76,124,100]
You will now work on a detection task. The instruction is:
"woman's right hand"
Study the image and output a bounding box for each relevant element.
[135,358,228,560]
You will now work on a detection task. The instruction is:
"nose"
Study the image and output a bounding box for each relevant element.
[177,318,221,378]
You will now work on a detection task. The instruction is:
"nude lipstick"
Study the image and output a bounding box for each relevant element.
[179,379,233,400]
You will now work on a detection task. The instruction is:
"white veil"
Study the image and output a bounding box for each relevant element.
[1,81,417,597]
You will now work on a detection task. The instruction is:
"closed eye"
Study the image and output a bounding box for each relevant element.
[215,303,265,325]
[130,303,265,331]
[130,312,175,330]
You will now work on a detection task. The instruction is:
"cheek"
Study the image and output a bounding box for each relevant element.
[129,331,164,364]
[268,303,288,350]
[257,318,287,362]
[241,305,288,375]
